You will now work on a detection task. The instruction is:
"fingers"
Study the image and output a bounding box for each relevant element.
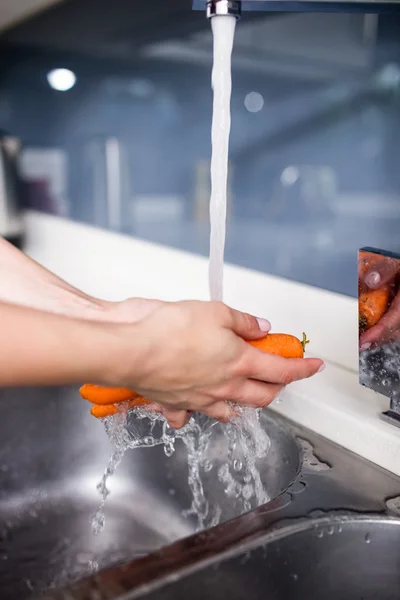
[363,258,399,289]
[161,407,191,429]
[202,382,283,421]
[360,294,400,348]
[144,403,189,429]
[244,348,324,385]
[203,401,234,423]
[216,303,271,340]
[148,401,164,414]
[202,381,283,420]
[229,381,284,408]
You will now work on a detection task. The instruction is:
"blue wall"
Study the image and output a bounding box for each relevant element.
[1,23,400,296]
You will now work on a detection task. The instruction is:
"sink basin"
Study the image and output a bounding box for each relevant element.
[129,516,400,600]
[0,386,300,599]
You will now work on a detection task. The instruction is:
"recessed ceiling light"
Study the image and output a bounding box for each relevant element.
[47,68,77,92]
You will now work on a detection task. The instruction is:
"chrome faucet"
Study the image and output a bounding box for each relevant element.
[359,248,400,427]
[193,0,400,15]
[205,1,242,18]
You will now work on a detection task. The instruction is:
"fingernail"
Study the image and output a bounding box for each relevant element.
[360,343,371,352]
[256,317,271,332]
[365,272,380,288]
[317,363,326,374]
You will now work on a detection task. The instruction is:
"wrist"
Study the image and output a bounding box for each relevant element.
[96,320,151,388]
[41,281,111,321]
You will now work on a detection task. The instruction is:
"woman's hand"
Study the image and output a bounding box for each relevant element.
[359,255,400,350]
[102,297,194,427]
[0,300,324,430]
[108,300,324,426]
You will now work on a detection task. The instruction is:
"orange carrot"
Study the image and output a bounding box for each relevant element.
[248,332,309,359]
[79,384,151,420]
[358,250,395,333]
[90,396,150,419]
[90,404,118,418]
[359,286,391,333]
[79,384,139,405]
[81,332,309,419]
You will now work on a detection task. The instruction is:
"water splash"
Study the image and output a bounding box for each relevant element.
[90,407,133,535]
[91,405,271,534]
[222,406,271,509]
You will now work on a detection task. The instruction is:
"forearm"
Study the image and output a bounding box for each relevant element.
[0,301,125,387]
[0,236,107,319]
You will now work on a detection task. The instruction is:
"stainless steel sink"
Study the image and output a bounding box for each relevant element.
[126,516,400,600]
[35,403,400,600]
[0,386,301,600]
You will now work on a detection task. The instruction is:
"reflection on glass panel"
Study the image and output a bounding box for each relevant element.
[1,5,400,297]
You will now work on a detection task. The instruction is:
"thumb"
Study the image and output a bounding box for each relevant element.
[224,306,271,340]
[364,258,399,289]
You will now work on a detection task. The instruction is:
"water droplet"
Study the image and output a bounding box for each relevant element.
[203,460,213,472]
[163,443,174,457]
[291,573,299,581]
[387,496,400,516]
[233,459,242,471]
[243,484,253,500]
[290,480,306,494]
[327,526,335,535]
[88,560,99,573]
[243,500,251,512]
[365,533,371,544]
[317,529,324,538]
[144,436,154,446]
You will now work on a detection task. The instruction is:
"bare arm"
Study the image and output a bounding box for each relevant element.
[0,236,107,319]
[0,301,124,387]
[0,300,323,426]
[0,237,163,323]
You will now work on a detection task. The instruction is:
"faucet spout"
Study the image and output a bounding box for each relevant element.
[206,0,242,18]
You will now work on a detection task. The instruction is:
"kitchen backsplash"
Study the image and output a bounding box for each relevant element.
[1,9,400,297]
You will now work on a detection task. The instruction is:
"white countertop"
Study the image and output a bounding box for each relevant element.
[24,211,400,477]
